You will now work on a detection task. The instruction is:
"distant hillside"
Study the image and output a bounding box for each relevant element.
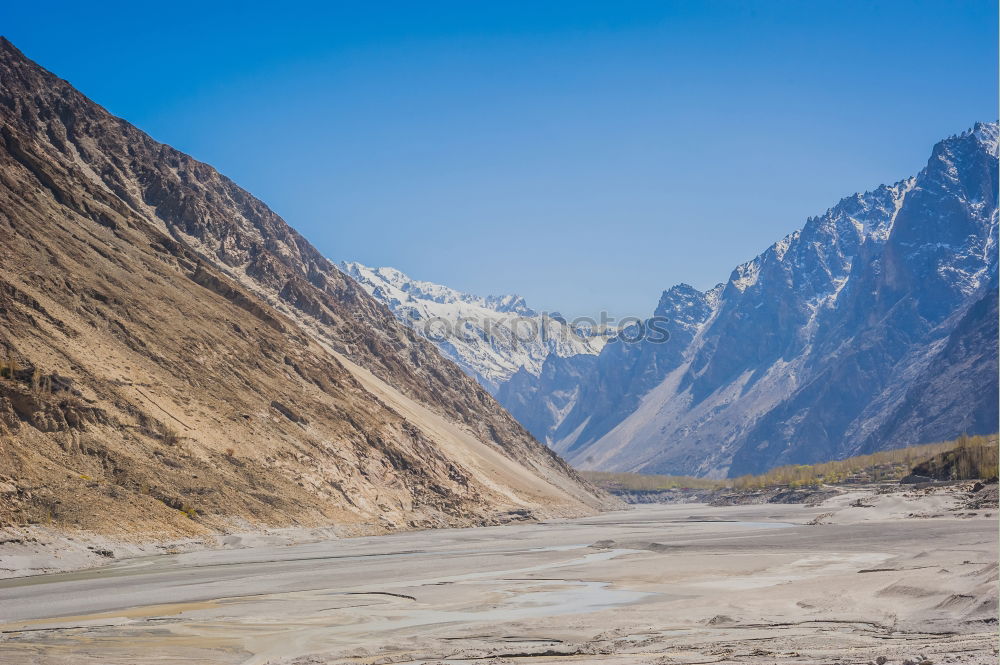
[584,433,999,494]
[510,123,999,477]
[339,262,605,393]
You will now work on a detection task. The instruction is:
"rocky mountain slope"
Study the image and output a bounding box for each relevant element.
[497,283,721,445]
[506,123,999,477]
[340,262,605,392]
[0,37,613,539]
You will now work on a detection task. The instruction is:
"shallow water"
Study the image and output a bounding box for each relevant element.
[323,577,654,638]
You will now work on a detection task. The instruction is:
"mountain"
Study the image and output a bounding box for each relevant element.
[340,262,606,392]
[497,283,722,445]
[496,352,600,446]
[504,123,999,477]
[0,38,613,538]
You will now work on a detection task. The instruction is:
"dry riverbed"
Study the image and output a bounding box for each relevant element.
[0,484,996,664]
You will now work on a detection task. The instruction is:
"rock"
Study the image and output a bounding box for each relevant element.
[900,474,934,485]
[270,400,308,425]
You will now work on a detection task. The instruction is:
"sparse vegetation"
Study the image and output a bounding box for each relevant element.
[0,350,17,380]
[583,434,999,492]
[30,366,51,394]
[910,434,999,481]
[0,356,57,394]
[581,471,723,492]
[159,424,180,446]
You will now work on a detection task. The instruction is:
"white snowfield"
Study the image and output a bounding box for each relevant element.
[338,262,606,392]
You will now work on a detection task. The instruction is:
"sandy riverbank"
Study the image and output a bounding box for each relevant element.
[0,482,996,664]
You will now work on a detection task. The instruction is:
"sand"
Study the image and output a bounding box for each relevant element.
[0,484,996,664]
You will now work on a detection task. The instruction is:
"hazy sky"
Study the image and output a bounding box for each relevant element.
[5,1,997,318]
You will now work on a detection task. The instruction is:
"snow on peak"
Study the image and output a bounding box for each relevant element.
[655,283,721,326]
[338,261,605,392]
[972,121,999,157]
[730,259,761,292]
[342,262,535,314]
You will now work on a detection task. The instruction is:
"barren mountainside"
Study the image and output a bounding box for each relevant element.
[0,37,612,539]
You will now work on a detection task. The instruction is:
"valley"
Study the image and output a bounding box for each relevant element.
[351,128,999,478]
[0,22,995,665]
[1,483,996,664]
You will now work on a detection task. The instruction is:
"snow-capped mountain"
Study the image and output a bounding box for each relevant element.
[339,262,607,392]
[504,122,999,477]
[498,283,722,446]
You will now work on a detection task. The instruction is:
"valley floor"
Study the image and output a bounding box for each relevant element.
[0,485,996,664]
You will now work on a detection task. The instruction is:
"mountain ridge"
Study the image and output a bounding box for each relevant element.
[337,124,997,479]
[0,37,613,537]
[340,261,606,392]
[482,122,997,477]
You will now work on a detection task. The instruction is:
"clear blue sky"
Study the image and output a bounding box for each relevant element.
[4,1,996,318]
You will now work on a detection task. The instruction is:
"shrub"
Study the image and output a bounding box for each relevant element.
[160,425,180,446]
[582,433,999,491]
[0,351,17,380]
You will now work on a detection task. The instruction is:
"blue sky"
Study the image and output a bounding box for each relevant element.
[4,1,996,318]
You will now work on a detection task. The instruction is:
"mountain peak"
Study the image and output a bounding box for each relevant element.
[0,35,24,58]
[338,261,604,391]
[514,123,998,478]
[971,120,999,157]
[340,261,533,314]
[654,283,719,323]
